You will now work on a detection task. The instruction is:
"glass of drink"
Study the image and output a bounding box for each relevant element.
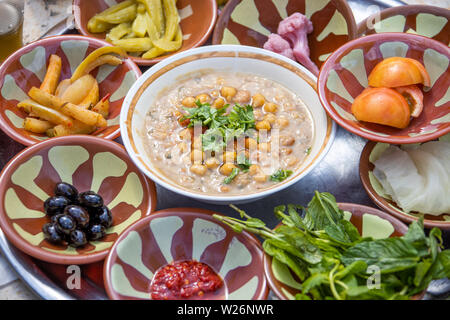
[0,1,23,62]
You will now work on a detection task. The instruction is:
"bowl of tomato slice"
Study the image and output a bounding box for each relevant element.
[103,207,268,300]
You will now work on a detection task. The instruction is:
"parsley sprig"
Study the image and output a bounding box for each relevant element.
[180,101,256,153]
[270,169,293,182]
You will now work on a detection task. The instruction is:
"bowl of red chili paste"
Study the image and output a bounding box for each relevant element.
[103,208,268,300]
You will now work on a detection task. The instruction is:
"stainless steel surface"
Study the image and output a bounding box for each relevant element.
[0,0,448,300]
[348,0,406,23]
[0,229,73,300]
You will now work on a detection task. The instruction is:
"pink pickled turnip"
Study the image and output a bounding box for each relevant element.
[263,33,295,60]
[277,13,319,76]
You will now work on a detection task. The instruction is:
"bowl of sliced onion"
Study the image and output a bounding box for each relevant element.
[359,134,450,229]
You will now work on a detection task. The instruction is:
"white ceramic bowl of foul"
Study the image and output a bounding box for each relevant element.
[120,45,335,204]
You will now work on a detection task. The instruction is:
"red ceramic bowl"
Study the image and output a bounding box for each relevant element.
[73,0,218,66]
[357,4,450,46]
[318,33,450,144]
[104,208,268,300]
[0,135,157,264]
[264,203,424,300]
[212,0,357,70]
[0,35,141,146]
[359,140,450,230]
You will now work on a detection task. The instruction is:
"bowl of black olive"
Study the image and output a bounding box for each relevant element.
[0,135,157,264]
[43,182,113,248]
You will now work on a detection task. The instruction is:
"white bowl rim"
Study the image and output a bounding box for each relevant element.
[120,44,336,203]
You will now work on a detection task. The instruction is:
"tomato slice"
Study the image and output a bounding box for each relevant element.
[394,85,424,118]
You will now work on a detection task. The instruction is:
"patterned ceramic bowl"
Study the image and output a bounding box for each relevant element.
[357,5,450,45]
[120,45,335,205]
[0,35,141,146]
[264,203,420,300]
[359,136,450,230]
[212,0,357,70]
[103,208,268,300]
[0,135,157,264]
[73,0,218,66]
[318,33,450,144]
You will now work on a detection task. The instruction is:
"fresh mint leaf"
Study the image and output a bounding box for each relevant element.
[341,237,420,273]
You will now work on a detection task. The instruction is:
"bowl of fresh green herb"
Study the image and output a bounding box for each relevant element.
[120,45,335,204]
[214,191,450,300]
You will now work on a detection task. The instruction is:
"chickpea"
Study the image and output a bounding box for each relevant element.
[220,186,230,192]
[280,148,293,156]
[220,86,237,101]
[256,120,271,131]
[286,155,299,166]
[223,151,236,163]
[212,97,225,109]
[275,117,290,128]
[254,174,267,183]
[258,142,271,153]
[181,96,196,107]
[280,135,295,146]
[233,90,251,103]
[195,93,211,104]
[172,109,182,118]
[205,157,220,169]
[192,136,203,150]
[248,164,260,176]
[190,164,207,176]
[245,138,258,150]
[210,90,220,98]
[220,163,237,176]
[252,93,265,108]
[179,128,192,140]
[191,149,204,163]
[253,109,263,120]
[263,113,277,124]
[264,102,278,113]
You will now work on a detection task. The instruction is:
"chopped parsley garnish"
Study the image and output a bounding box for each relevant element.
[180,101,256,153]
[224,168,240,184]
[270,169,293,182]
[237,153,251,172]
[305,147,312,155]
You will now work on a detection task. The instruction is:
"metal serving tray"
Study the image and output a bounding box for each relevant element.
[0,0,448,300]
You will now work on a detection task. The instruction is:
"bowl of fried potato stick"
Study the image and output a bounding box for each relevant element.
[0,35,141,146]
[73,0,218,66]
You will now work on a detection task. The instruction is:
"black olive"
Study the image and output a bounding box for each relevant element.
[93,206,113,228]
[64,205,90,229]
[69,229,87,247]
[51,213,63,224]
[78,191,103,209]
[42,223,64,244]
[54,182,78,202]
[86,224,106,241]
[54,214,76,235]
[44,196,70,216]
